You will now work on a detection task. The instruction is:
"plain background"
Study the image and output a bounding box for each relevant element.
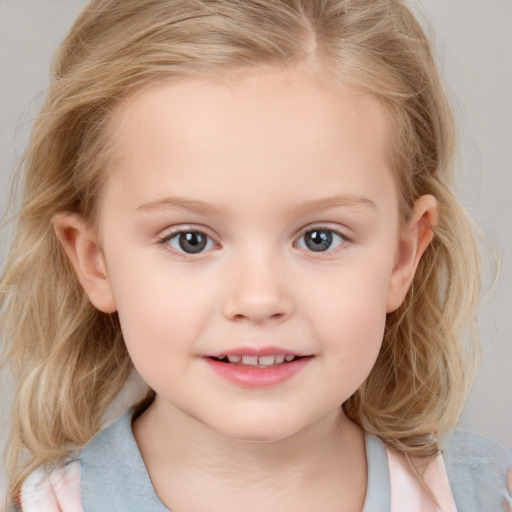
[1,0,511,498]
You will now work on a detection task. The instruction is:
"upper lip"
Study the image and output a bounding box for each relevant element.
[205,346,310,358]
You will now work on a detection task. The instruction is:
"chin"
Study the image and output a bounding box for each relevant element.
[210,416,304,444]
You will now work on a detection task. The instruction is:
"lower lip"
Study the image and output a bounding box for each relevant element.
[204,357,312,388]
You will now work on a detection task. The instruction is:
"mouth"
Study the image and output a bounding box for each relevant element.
[207,354,305,368]
[203,350,312,388]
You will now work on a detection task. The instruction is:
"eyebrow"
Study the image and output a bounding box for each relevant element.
[136,197,219,215]
[136,194,376,215]
[290,195,377,215]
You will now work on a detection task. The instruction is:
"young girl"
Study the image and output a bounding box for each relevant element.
[1,0,511,511]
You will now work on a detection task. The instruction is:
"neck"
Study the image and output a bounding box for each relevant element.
[133,398,367,512]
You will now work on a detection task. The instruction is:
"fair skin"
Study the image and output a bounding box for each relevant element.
[55,64,436,512]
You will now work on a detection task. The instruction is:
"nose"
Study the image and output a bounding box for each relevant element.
[221,252,294,324]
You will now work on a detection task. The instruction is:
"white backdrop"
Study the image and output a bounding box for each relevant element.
[1,0,511,498]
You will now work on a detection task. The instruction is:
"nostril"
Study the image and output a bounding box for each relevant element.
[222,291,294,323]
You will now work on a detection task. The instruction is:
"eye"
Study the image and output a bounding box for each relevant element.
[295,228,346,253]
[162,230,216,254]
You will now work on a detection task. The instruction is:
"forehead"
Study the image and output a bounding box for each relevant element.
[102,65,396,217]
[110,65,390,149]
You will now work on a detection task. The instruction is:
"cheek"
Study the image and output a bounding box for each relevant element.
[329,306,386,399]
[105,257,215,369]
[302,258,393,384]
[308,260,391,338]
[328,289,387,374]
[113,287,206,394]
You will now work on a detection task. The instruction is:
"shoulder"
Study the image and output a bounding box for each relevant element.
[442,429,512,512]
[81,408,134,459]
[17,411,134,512]
[79,408,167,511]
[443,428,512,459]
[19,460,83,512]
[443,428,512,472]
[79,407,140,480]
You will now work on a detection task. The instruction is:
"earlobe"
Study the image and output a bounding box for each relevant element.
[386,195,438,313]
[53,212,117,313]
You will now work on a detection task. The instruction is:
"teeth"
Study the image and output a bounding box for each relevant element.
[241,355,258,365]
[219,354,297,366]
[258,355,275,366]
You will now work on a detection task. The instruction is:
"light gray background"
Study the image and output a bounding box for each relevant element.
[1,0,511,498]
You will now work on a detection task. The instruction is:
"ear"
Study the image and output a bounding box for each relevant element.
[53,212,117,313]
[386,195,438,313]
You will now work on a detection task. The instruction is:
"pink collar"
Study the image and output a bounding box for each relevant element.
[386,446,457,511]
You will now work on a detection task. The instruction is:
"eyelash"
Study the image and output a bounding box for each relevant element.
[158,226,349,257]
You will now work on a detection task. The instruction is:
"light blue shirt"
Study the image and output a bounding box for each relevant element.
[78,409,511,511]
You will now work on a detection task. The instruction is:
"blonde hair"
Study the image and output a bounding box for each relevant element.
[1,0,481,504]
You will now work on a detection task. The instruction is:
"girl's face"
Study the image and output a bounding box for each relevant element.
[62,65,434,442]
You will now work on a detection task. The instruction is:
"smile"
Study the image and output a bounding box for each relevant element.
[210,354,300,367]
[204,351,312,388]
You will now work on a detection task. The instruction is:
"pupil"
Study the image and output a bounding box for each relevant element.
[305,230,332,252]
[179,232,207,253]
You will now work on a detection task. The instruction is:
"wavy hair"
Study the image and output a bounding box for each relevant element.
[1,0,481,504]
